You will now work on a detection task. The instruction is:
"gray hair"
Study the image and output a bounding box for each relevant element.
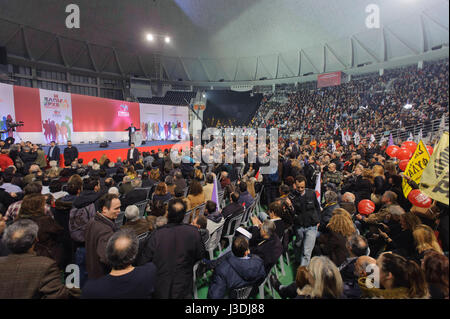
[324,191,338,204]
[261,219,276,238]
[305,256,343,298]
[125,205,140,222]
[131,178,142,188]
[4,219,39,254]
[388,205,405,216]
[342,192,355,203]
[155,216,168,228]
[108,187,120,195]
[105,229,139,270]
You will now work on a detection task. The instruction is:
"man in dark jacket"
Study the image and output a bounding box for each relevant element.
[237,182,254,208]
[248,219,283,273]
[207,236,266,299]
[47,141,60,163]
[137,199,205,298]
[20,146,38,173]
[127,143,140,165]
[63,141,78,166]
[221,192,244,235]
[290,175,321,266]
[85,193,120,279]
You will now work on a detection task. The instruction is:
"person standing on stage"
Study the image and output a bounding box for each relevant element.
[127,143,140,166]
[64,140,79,167]
[47,141,60,166]
[124,123,140,146]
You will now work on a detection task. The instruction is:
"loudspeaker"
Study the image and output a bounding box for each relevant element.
[141,141,146,145]
[99,141,109,148]
[0,47,7,65]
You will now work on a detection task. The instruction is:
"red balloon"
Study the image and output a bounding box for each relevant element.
[396,147,412,161]
[386,145,400,158]
[358,199,376,215]
[398,159,409,171]
[426,145,433,156]
[402,141,417,154]
[408,189,433,208]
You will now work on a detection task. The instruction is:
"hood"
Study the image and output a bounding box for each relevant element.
[227,254,265,282]
[72,190,103,208]
[207,212,223,223]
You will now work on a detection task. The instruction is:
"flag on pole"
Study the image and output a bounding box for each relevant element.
[315,172,322,210]
[341,129,347,146]
[331,140,336,152]
[211,175,220,211]
[255,167,260,180]
[354,131,360,146]
[388,133,394,146]
[370,134,375,144]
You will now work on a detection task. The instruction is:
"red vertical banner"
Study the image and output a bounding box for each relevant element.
[317,72,342,88]
[13,86,42,132]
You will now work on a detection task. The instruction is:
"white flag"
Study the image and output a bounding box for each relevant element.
[417,128,423,143]
[332,140,336,152]
[315,172,322,210]
[370,134,375,143]
[407,132,414,141]
[354,131,360,146]
[341,129,347,146]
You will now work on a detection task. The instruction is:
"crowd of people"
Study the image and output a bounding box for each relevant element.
[251,59,449,141]
[0,58,448,300]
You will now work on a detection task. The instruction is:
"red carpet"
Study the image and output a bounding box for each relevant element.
[56,141,191,167]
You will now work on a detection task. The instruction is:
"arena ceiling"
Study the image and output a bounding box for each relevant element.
[0,0,448,82]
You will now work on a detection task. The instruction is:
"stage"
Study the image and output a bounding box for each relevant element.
[41,140,191,166]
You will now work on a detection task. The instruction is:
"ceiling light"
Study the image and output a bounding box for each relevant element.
[146,34,154,41]
[165,36,171,43]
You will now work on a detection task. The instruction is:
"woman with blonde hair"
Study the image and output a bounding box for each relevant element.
[372,165,388,204]
[318,212,357,267]
[297,256,344,299]
[99,154,108,166]
[413,224,444,261]
[127,165,137,179]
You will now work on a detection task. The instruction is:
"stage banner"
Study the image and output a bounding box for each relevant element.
[39,89,73,144]
[139,103,163,141]
[162,105,189,140]
[317,71,342,88]
[71,94,140,132]
[0,83,15,140]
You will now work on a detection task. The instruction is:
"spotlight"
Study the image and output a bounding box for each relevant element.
[146,34,154,41]
[403,104,413,110]
[165,36,171,43]
[202,93,206,98]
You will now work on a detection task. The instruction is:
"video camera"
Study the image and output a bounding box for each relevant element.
[8,121,24,128]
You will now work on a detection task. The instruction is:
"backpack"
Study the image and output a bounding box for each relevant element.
[69,203,97,243]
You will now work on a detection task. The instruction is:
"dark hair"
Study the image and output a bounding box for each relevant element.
[238,182,247,193]
[279,184,290,196]
[380,253,428,298]
[285,176,295,186]
[205,200,217,214]
[99,169,107,178]
[174,186,184,198]
[67,181,81,195]
[195,215,207,229]
[206,173,214,184]
[83,176,100,191]
[150,200,167,217]
[189,180,203,196]
[167,198,186,224]
[49,180,62,193]
[23,182,43,195]
[106,229,138,270]
[18,194,46,218]
[347,234,368,257]
[295,175,307,184]
[230,192,240,203]
[98,193,119,211]
[232,236,249,258]
[2,173,13,183]
[422,250,449,298]
[268,201,283,218]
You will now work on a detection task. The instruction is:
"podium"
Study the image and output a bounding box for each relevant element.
[131,132,142,146]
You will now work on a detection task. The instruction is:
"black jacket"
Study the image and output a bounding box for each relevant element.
[249,227,283,273]
[63,146,78,166]
[207,252,266,299]
[137,223,205,299]
[47,146,60,162]
[221,202,244,233]
[73,190,105,212]
[291,189,321,228]
[127,148,140,164]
